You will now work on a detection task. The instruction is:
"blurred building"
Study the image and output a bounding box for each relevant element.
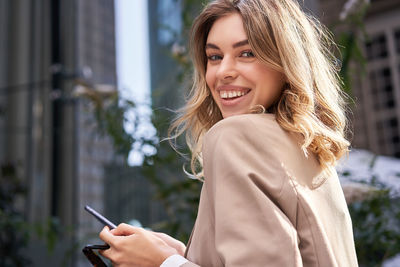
[0,0,117,266]
[317,0,400,158]
[147,0,187,110]
[75,0,117,266]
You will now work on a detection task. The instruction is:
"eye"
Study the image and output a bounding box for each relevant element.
[241,51,255,58]
[207,54,223,61]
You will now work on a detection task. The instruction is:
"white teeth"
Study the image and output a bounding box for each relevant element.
[219,90,246,99]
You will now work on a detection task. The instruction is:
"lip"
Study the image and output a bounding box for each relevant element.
[216,85,250,92]
[215,85,251,107]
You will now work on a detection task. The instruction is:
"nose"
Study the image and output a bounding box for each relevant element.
[216,56,238,81]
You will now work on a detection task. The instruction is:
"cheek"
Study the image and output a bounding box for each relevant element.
[205,67,219,102]
[255,70,285,104]
[205,65,215,89]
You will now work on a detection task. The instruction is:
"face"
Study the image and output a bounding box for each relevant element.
[205,13,285,118]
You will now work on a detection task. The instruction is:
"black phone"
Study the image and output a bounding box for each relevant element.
[84,205,117,229]
[83,205,118,266]
[82,245,108,267]
[84,244,110,250]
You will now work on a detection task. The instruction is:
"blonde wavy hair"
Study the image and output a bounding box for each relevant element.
[169,0,350,179]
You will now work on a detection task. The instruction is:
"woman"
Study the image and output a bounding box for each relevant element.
[99,0,358,266]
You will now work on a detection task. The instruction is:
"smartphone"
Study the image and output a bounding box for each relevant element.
[84,205,117,229]
[84,244,110,250]
[83,206,117,266]
[82,245,108,267]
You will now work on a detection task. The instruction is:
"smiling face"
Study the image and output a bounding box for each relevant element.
[205,13,285,118]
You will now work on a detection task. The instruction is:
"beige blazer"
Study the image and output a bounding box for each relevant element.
[182,113,358,267]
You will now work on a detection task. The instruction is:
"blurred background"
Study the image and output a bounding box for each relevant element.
[0,0,399,266]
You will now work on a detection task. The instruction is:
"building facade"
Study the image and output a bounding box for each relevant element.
[0,0,117,266]
[317,0,400,158]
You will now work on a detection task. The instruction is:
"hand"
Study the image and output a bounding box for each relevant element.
[99,223,178,267]
[151,231,186,256]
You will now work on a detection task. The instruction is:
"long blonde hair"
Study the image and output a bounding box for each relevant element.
[169,0,350,179]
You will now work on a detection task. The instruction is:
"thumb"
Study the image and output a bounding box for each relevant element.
[99,226,115,245]
[111,223,143,236]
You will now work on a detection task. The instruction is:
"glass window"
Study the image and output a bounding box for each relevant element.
[394,28,400,54]
[157,0,182,45]
[369,67,396,111]
[376,117,400,156]
[365,34,388,60]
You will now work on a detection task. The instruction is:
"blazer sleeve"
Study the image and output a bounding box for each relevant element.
[200,116,303,266]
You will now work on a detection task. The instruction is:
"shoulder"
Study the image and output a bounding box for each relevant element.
[203,114,294,155]
[202,114,291,198]
[206,113,280,134]
[205,113,285,142]
[202,113,293,174]
[202,113,322,187]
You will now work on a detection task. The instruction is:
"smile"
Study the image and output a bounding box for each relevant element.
[219,90,249,99]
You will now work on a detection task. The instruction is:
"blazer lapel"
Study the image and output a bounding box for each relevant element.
[184,219,197,257]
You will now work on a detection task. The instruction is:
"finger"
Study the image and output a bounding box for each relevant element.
[112,223,144,236]
[98,246,110,256]
[98,248,114,264]
[152,232,166,239]
[99,226,116,245]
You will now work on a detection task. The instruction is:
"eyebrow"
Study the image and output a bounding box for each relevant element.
[205,39,249,50]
